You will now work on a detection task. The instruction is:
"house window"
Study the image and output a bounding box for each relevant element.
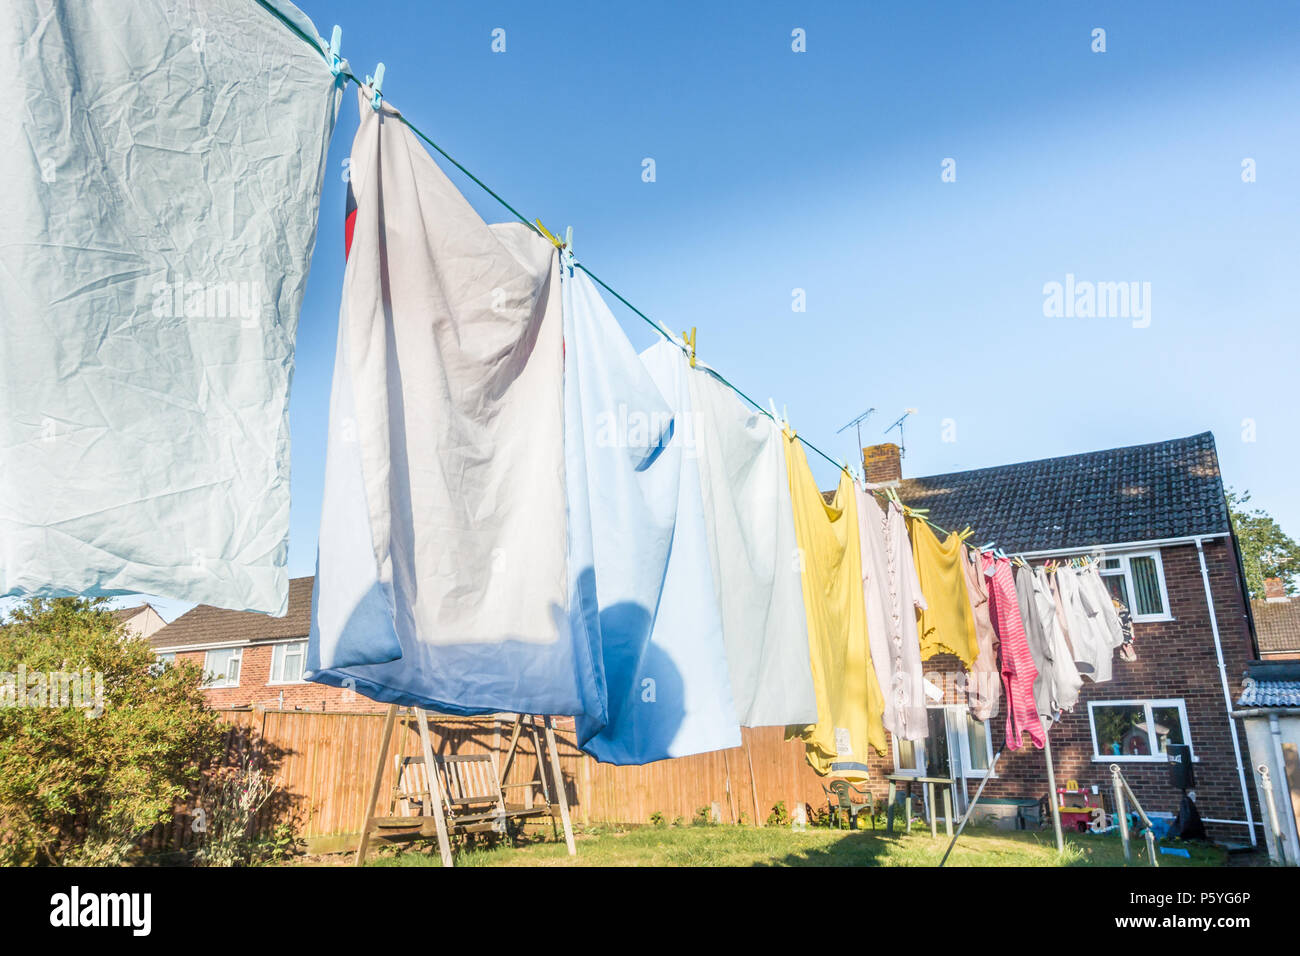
[155,652,175,665]
[894,736,923,775]
[1088,699,1192,761]
[1099,551,1170,620]
[203,647,242,688]
[269,641,307,684]
[962,711,994,776]
[891,706,994,778]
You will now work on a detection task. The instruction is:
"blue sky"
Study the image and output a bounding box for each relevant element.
[155,1,1300,618]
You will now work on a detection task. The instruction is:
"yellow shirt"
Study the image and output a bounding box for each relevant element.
[910,519,980,667]
[783,431,885,777]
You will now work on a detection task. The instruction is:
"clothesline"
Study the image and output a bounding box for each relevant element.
[264,6,1049,562]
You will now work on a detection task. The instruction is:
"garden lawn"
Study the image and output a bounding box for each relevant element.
[360,824,1227,868]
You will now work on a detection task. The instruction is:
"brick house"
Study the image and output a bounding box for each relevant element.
[149,577,376,713]
[861,431,1262,845]
[1252,578,1300,661]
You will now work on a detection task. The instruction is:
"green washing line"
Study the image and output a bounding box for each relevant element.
[254,3,1009,551]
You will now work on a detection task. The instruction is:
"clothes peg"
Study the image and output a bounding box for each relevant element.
[682,327,697,368]
[533,219,565,249]
[327,25,343,76]
[366,63,385,111]
[564,226,573,254]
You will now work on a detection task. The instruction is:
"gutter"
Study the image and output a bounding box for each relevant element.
[1195,535,1257,845]
[1019,531,1231,560]
[151,635,309,654]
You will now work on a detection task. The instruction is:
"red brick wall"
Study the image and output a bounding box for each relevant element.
[169,645,382,714]
[857,539,1261,844]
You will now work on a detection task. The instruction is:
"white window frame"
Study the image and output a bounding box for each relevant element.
[957,710,995,778]
[203,647,243,688]
[1098,550,1172,622]
[1087,698,1195,763]
[268,640,308,685]
[155,651,176,665]
[891,705,995,778]
[892,735,926,777]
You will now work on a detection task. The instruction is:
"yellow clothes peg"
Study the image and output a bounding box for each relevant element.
[682,327,697,367]
[533,219,565,250]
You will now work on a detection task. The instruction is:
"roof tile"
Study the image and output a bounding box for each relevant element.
[895,432,1229,552]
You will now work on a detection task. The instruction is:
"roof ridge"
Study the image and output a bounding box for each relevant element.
[904,431,1216,486]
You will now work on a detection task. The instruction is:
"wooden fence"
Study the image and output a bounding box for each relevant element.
[163,708,842,849]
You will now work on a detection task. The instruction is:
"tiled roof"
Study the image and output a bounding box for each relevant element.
[1237,661,1300,709]
[108,605,150,622]
[150,577,314,649]
[896,432,1230,553]
[1237,677,1300,709]
[1252,598,1300,654]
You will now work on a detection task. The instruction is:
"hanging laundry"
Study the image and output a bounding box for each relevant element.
[910,521,980,667]
[1056,565,1120,683]
[1015,565,1082,717]
[1084,563,1126,650]
[785,439,885,778]
[0,0,340,614]
[307,92,595,719]
[1113,596,1138,662]
[981,553,1045,750]
[1048,569,1078,662]
[857,490,929,741]
[961,544,1001,722]
[684,362,816,728]
[565,274,740,764]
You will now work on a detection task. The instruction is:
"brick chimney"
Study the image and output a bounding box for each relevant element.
[862,443,902,484]
[1264,577,1288,602]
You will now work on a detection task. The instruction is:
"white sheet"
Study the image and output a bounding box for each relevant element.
[686,364,815,727]
[307,92,587,717]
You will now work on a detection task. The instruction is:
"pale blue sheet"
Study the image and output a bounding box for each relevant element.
[566,268,740,763]
[0,0,339,614]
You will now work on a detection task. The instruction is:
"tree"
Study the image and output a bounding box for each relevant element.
[1226,489,1300,599]
[0,597,224,865]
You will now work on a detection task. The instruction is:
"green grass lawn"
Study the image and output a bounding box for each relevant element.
[358,823,1227,868]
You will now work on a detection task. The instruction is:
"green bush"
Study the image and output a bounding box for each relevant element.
[0,597,224,865]
[767,801,790,828]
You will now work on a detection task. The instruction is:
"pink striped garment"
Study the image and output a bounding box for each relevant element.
[981,554,1046,750]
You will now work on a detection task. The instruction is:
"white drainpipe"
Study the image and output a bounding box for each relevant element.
[1194,536,1256,845]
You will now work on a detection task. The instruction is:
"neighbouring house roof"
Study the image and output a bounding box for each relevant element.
[108,605,149,622]
[1236,662,1300,709]
[895,432,1230,553]
[149,577,314,650]
[1252,598,1300,655]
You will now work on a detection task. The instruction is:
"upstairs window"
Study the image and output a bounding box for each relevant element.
[269,641,308,684]
[1099,550,1170,620]
[203,647,242,688]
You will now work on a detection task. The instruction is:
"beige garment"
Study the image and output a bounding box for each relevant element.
[961,545,1001,721]
[857,490,928,740]
[1049,572,1076,659]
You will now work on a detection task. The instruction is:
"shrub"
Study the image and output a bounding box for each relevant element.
[766,801,790,828]
[192,758,291,866]
[649,811,666,827]
[0,597,224,865]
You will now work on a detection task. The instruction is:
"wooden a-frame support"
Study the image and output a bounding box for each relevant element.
[354,706,575,867]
